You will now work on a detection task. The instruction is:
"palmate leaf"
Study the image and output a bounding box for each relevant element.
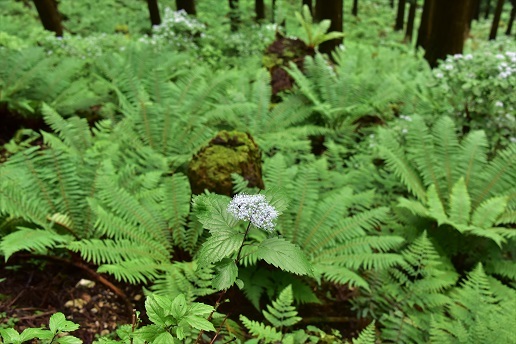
[256,237,313,276]
[196,229,244,267]
[1,227,71,261]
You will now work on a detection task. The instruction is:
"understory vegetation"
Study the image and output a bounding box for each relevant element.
[0,0,515,343]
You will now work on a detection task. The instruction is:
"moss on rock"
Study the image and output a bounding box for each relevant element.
[187,130,264,196]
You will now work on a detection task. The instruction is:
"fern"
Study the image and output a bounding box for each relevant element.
[378,115,516,279]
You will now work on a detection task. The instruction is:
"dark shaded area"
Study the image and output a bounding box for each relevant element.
[0,105,48,147]
[264,34,315,98]
[0,256,143,343]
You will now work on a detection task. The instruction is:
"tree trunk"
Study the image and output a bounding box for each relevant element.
[255,0,265,21]
[394,0,406,31]
[472,0,481,20]
[424,0,472,68]
[229,0,239,31]
[315,0,343,55]
[485,0,492,18]
[489,0,505,40]
[390,0,395,8]
[507,3,516,35]
[147,0,161,26]
[416,0,433,50]
[303,0,313,13]
[32,0,63,37]
[352,0,358,16]
[404,0,417,43]
[176,0,196,15]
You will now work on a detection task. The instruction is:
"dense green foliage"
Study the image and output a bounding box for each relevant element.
[1,0,515,343]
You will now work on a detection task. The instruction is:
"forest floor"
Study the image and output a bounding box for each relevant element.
[0,255,367,343]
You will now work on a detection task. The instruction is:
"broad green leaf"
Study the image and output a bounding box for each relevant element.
[256,237,313,276]
[171,294,188,318]
[20,328,52,341]
[184,315,216,332]
[153,332,175,344]
[427,185,448,225]
[188,303,214,316]
[49,312,79,333]
[193,195,238,232]
[448,178,471,225]
[56,336,83,344]
[146,296,168,326]
[263,187,289,213]
[0,328,20,343]
[212,258,238,290]
[471,196,508,228]
[197,229,244,267]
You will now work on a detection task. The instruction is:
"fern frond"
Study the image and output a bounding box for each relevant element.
[0,227,71,261]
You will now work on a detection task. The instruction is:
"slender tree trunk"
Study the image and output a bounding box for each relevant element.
[315,0,343,55]
[507,3,516,35]
[352,0,358,16]
[472,0,481,20]
[255,0,265,21]
[416,0,433,50]
[176,0,196,15]
[485,0,492,18]
[489,0,505,40]
[404,0,417,43]
[147,0,161,26]
[394,0,406,31]
[303,0,313,13]
[424,0,472,68]
[390,0,395,8]
[32,0,63,37]
[229,0,239,31]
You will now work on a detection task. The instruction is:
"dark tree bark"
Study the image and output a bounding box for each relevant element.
[404,0,417,43]
[255,0,265,21]
[394,0,406,31]
[471,0,481,20]
[416,0,434,50]
[489,0,505,40]
[229,0,239,31]
[303,0,313,13]
[176,0,196,15]
[147,0,161,26]
[352,0,358,16]
[315,0,343,55]
[390,0,395,8]
[423,0,472,68]
[485,0,492,18]
[32,0,63,37]
[507,3,516,35]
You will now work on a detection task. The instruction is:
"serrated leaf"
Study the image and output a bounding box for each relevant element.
[1,228,70,261]
[256,237,313,275]
[188,303,214,316]
[263,187,289,214]
[49,313,79,333]
[197,229,244,267]
[448,178,471,225]
[212,258,238,290]
[20,328,52,341]
[184,315,216,332]
[193,195,238,232]
[171,294,187,318]
[153,331,175,344]
[0,328,20,343]
[471,196,508,228]
[56,336,83,344]
[145,296,168,326]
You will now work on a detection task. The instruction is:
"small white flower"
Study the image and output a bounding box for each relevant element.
[435,72,444,79]
[464,54,473,60]
[444,64,454,70]
[453,54,463,59]
[227,194,278,231]
[496,54,505,59]
[495,101,504,107]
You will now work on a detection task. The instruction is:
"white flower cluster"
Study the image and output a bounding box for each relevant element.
[227,193,278,231]
[497,51,516,79]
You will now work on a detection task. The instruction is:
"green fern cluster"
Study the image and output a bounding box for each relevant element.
[378,115,516,279]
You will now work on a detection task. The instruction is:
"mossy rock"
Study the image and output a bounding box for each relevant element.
[187,131,264,196]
